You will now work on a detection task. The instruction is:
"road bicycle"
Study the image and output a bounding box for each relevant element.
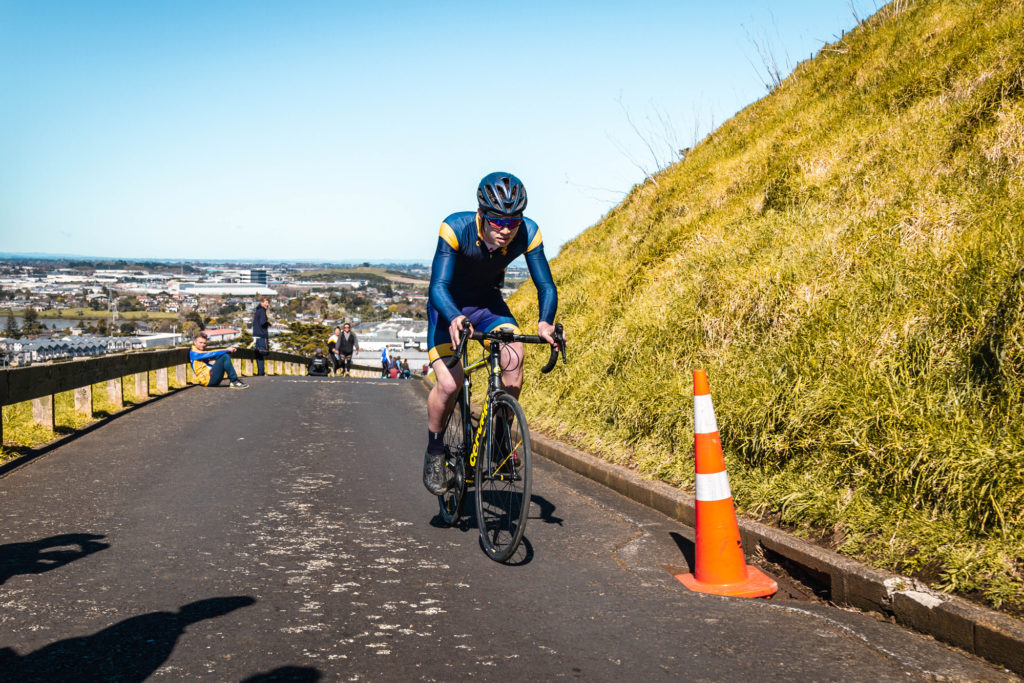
[438,321,566,562]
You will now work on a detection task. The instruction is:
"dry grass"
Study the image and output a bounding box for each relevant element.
[510,0,1024,612]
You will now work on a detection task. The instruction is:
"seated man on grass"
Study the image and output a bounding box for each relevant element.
[189,332,249,389]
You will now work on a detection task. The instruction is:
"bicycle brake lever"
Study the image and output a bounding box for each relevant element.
[445,319,472,369]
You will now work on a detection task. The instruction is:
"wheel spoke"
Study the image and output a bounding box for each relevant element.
[475,394,531,562]
[438,392,469,526]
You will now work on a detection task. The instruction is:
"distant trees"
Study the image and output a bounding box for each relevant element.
[4,312,20,339]
[117,296,144,312]
[21,307,43,336]
[184,310,206,330]
[275,322,330,355]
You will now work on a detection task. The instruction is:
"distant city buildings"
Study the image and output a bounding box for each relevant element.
[0,259,455,366]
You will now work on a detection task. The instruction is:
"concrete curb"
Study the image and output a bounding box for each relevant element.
[417,374,1024,675]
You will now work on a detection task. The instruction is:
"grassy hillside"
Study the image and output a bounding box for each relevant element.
[510,0,1024,612]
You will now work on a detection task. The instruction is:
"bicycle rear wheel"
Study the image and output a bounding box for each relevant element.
[438,391,469,526]
[475,392,531,562]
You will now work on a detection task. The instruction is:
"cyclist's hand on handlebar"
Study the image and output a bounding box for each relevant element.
[538,321,563,350]
[450,316,473,349]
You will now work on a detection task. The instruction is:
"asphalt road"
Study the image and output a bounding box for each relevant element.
[0,376,1015,681]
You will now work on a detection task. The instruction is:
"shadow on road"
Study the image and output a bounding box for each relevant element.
[242,665,322,682]
[530,494,564,526]
[670,531,696,572]
[0,533,110,585]
[0,596,257,682]
[429,496,477,532]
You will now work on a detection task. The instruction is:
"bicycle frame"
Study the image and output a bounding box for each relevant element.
[438,322,565,560]
[465,342,506,468]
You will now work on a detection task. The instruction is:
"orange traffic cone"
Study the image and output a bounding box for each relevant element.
[676,370,777,598]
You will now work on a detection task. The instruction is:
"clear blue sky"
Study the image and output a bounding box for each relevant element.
[0,1,874,262]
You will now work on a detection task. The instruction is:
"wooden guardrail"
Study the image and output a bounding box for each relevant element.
[0,347,310,445]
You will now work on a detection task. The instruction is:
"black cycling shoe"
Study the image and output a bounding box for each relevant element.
[423,449,452,496]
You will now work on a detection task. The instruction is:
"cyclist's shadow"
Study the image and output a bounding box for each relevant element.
[430,493,565,566]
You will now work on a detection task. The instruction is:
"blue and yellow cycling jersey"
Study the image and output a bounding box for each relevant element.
[189,346,230,386]
[428,211,557,325]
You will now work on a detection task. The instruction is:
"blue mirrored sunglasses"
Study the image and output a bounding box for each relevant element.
[486,217,522,230]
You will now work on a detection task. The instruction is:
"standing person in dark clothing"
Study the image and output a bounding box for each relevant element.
[252,296,271,376]
[336,322,359,376]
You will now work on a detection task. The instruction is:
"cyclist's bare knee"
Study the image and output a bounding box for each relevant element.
[431,358,463,399]
[501,343,524,398]
[500,342,526,374]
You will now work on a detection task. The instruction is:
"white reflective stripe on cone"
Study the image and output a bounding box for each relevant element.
[694,394,718,435]
[695,470,732,502]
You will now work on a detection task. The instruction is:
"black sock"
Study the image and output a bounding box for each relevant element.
[427,431,445,455]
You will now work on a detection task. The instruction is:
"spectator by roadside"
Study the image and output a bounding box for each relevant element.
[308,348,331,376]
[327,326,342,376]
[189,332,248,389]
[336,322,359,377]
[400,357,411,379]
[252,296,271,376]
[380,347,389,378]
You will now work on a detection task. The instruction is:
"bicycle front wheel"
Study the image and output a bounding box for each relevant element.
[475,392,532,562]
[438,390,469,526]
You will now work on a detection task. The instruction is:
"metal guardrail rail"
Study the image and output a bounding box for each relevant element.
[0,347,310,445]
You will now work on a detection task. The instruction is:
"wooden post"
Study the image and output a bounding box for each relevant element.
[176,364,186,386]
[135,371,148,400]
[74,385,93,416]
[107,378,123,409]
[156,367,169,393]
[32,395,55,431]
[238,358,248,377]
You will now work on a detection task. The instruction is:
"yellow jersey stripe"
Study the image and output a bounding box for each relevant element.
[439,222,459,249]
[527,229,543,252]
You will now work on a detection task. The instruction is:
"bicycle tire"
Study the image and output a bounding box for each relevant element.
[438,389,469,526]
[475,392,532,562]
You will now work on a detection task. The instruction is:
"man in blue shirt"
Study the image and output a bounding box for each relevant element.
[189,332,249,389]
[423,172,559,495]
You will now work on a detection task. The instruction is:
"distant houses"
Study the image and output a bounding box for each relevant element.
[0,332,187,366]
[0,336,143,366]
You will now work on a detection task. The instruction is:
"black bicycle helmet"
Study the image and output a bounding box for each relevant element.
[477,172,527,217]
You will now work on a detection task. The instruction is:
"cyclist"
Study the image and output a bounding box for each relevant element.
[423,172,559,495]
